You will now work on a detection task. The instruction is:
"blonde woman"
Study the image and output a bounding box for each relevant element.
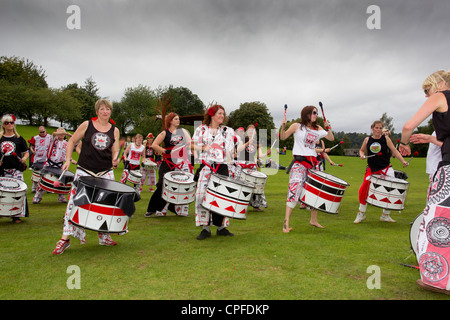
[0,114,29,223]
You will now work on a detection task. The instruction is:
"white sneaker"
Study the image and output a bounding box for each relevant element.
[380,214,396,223]
[354,212,366,224]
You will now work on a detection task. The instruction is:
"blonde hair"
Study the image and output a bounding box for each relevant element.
[0,114,20,139]
[94,99,113,113]
[422,70,450,91]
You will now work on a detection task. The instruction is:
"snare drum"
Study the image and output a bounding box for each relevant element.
[366,174,409,210]
[202,173,255,220]
[239,169,267,194]
[410,212,423,257]
[0,177,28,216]
[69,176,140,233]
[162,171,196,204]
[127,170,142,185]
[299,169,350,214]
[143,159,157,170]
[39,167,75,194]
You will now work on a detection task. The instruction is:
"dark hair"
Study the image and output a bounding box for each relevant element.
[300,106,319,129]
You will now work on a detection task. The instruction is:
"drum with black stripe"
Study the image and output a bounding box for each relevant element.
[366,174,409,210]
[68,176,140,233]
[299,169,350,214]
[202,173,255,219]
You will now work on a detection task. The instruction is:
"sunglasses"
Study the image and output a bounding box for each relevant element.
[3,121,15,125]
[312,111,318,115]
[424,89,430,95]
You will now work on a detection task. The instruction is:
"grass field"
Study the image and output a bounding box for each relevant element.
[0,125,448,301]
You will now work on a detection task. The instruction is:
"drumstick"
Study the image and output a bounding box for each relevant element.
[399,263,419,270]
[363,152,382,159]
[331,163,343,167]
[328,141,344,151]
[270,138,278,150]
[116,139,126,161]
[407,151,419,164]
[318,101,331,130]
[283,104,288,120]
[53,170,66,188]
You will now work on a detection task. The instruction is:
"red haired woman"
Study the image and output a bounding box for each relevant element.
[145,112,192,217]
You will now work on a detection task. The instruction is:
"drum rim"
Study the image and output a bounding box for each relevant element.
[0,177,28,191]
[211,173,256,188]
[409,212,423,255]
[371,174,409,185]
[241,168,268,178]
[78,175,137,193]
[164,171,195,183]
[308,169,350,186]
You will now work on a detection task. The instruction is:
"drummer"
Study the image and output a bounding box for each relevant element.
[0,114,29,223]
[140,133,157,193]
[280,105,334,232]
[52,99,120,255]
[32,127,73,204]
[354,120,408,224]
[29,126,52,192]
[191,104,237,240]
[400,69,450,294]
[120,133,145,190]
[145,112,192,217]
[236,124,271,211]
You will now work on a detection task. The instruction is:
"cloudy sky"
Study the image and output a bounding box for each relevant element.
[1,0,449,134]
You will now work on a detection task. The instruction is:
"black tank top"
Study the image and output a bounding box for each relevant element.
[367,135,390,172]
[163,128,186,160]
[77,120,115,173]
[433,90,450,162]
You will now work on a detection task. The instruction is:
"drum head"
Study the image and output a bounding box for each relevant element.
[165,171,195,183]
[410,213,423,256]
[0,177,28,192]
[309,169,349,186]
[242,169,267,178]
[371,174,409,185]
[212,173,255,188]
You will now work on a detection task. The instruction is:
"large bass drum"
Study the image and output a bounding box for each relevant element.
[0,177,28,216]
[69,176,140,233]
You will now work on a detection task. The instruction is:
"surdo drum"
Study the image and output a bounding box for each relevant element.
[39,167,74,194]
[410,212,423,257]
[127,170,142,185]
[239,169,267,194]
[202,173,255,220]
[69,176,140,233]
[162,171,196,204]
[0,177,28,216]
[31,169,41,182]
[366,175,409,210]
[143,159,157,169]
[300,169,350,214]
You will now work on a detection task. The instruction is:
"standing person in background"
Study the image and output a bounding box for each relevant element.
[29,126,52,192]
[120,133,145,190]
[0,114,29,223]
[141,133,157,193]
[52,99,120,255]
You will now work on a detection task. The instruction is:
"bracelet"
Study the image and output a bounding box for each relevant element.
[400,141,409,146]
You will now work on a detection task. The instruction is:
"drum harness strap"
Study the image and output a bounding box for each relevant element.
[236,162,257,170]
[77,166,112,177]
[162,146,194,172]
[286,155,318,174]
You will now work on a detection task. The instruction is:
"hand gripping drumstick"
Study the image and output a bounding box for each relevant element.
[318,101,331,130]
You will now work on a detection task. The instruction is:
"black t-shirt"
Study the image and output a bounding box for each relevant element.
[433,90,450,162]
[0,134,28,171]
[367,135,390,172]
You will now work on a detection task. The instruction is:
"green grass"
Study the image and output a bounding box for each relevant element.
[0,125,448,300]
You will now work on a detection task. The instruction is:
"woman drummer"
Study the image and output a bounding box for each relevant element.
[236,124,271,211]
[0,114,29,223]
[354,120,408,224]
[52,99,121,255]
[191,104,236,240]
[120,133,145,192]
[400,69,450,294]
[140,133,157,193]
[145,112,192,217]
[280,105,334,232]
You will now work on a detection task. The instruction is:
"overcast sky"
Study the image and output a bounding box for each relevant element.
[1,0,449,134]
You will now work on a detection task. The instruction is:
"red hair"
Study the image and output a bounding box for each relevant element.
[165,112,178,129]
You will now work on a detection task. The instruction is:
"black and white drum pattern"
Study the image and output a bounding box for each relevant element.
[366,175,409,210]
[162,171,196,204]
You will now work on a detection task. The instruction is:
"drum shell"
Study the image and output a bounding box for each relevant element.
[143,159,157,170]
[162,171,196,204]
[201,173,255,220]
[366,174,409,210]
[299,169,349,214]
[127,170,142,185]
[239,169,267,194]
[410,212,423,258]
[39,169,74,194]
[68,176,139,233]
[0,177,28,216]
[69,203,130,233]
[31,169,41,182]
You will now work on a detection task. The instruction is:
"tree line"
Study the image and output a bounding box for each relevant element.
[0,55,431,156]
